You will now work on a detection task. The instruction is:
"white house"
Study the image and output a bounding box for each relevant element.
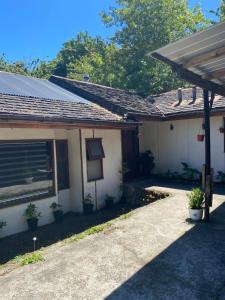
[0,72,136,238]
[51,76,225,181]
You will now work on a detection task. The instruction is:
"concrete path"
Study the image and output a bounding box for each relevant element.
[1,187,225,300]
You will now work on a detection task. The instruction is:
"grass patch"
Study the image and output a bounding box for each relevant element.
[63,212,133,244]
[13,251,44,266]
[0,209,134,274]
[64,221,113,244]
[118,211,133,220]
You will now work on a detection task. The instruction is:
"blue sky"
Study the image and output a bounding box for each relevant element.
[0,0,221,62]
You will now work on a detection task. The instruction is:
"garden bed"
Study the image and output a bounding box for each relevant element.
[0,189,169,265]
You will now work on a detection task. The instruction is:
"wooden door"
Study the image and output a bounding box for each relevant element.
[121,128,139,181]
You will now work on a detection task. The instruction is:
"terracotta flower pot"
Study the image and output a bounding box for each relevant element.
[197,134,204,142]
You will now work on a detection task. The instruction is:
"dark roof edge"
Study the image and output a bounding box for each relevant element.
[0,113,139,128]
[50,76,128,116]
[129,107,225,121]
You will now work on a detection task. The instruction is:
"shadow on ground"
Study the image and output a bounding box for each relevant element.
[0,204,132,264]
[106,202,225,300]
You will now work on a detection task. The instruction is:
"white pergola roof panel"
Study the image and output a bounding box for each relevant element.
[152,22,225,96]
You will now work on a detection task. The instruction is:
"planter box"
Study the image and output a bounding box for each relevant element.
[189,208,203,221]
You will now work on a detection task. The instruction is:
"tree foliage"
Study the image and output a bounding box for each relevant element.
[209,0,225,22]
[101,0,208,95]
[0,0,219,96]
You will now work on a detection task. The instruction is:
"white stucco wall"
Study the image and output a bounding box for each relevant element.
[0,128,70,238]
[139,116,225,178]
[81,128,122,210]
[0,126,122,238]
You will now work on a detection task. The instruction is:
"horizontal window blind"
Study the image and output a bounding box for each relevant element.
[0,141,54,204]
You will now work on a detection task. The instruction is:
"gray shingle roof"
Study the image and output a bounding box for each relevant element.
[51,76,225,120]
[50,76,161,117]
[0,93,126,124]
[151,87,225,118]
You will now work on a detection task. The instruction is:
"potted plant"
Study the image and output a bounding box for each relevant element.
[105,194,115,209]
[50,202,63,222]
[138,150,155,177]
[197,134,204,142]
[83,194,94,215]
[24,203,41,231]
[188,188,204,221]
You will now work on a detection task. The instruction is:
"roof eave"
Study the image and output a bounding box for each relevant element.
[0,114,139,129]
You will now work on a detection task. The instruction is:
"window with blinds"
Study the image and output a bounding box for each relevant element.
[0,141,54,205]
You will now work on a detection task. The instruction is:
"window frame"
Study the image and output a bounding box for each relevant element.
[56,139,70,191]
[0,139,56,209]
[86,138,104,182]
[86,138,105,161]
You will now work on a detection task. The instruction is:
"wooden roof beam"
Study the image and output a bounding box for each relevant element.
[183,45,225,68]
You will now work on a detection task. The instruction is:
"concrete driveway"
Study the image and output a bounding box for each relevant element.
[1,186,225,300]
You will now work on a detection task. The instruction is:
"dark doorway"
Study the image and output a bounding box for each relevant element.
[121,128,139,181]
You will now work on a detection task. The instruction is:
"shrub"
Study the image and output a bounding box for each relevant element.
[188,188,204,209]
[181,162,201,181]
[138,150,155,176]
[216,171,225,183]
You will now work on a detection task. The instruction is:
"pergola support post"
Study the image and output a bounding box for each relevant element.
[203,89,211,222]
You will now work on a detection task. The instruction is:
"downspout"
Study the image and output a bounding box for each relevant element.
[79,129,85,207]
[93,129,98,211]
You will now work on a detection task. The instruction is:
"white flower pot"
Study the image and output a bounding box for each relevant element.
[189,208,203,221]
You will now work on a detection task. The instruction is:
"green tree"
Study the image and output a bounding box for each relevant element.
[101,0,208,95]
[209,0,225,22]
[0,54,29,75]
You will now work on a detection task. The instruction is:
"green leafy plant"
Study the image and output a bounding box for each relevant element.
[188,188,204,209]
[163,170,180,180]
[139,150,155,176]
[50,202,62,211]
[0,221,6,229]
[216,171,225,183]
[83,194,93,205]
[105,194,115,208]
[24,203,41,220]
[181,162,201,181]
